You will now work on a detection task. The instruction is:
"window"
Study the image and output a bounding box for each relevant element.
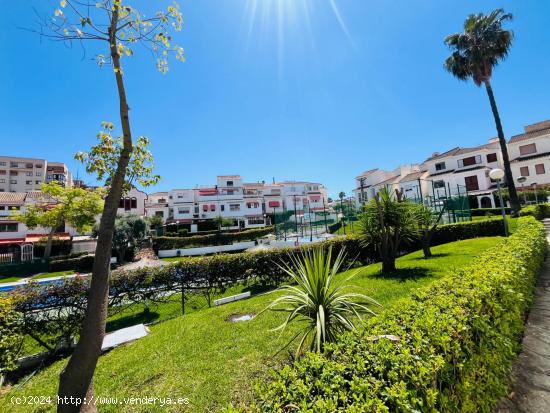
[519,143,537,156]
[35,172,41,176]
[248,217,264,225]
[158,198,166,203]
[10,180,17,184]
[221,205,225,212]
[433,180,445,189]
[458,155,481,168]
[155,211,164,217]
[229,204,240,211]
[130,197,137,209]
[226,189,234,195]
[0,170,5,175]
[9,171,17,176]
[0,179,4,184]
[178,207,190,214]
[25,163,33,168]
[0,162,5,166]
[0,223,17,232]
[435,162,446,171]
[26,172,32,176]
[25,181,32,185]
[0,206,4,210]
[487,153,498,163]
[536,164,546,175]
[177,194,183,199]
[10,162,18,168]
[520,166,530,177]
[35,164,42,168]
[35,181,41,185]
[464,175,479,191]
[226,181,234,187]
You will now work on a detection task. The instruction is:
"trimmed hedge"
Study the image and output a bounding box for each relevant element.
[519,203,550,220]
[243,217,546,412]
[152,226,275,252]
[33,239,72,258]
[49,255,96,273]
[470,207,511,216]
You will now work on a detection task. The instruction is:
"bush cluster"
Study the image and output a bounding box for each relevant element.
[33,239,72,258]
[152,226,275,252]
[519,203,550,220]
[470,207,512,216]
[243,217,546,412]
[49,255,96,273]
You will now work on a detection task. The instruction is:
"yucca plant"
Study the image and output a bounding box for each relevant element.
[263,246,381,357]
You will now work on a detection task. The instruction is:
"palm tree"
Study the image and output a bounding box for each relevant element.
[338,191,346,234]
[444,9,520,215]
[262,247,380,357]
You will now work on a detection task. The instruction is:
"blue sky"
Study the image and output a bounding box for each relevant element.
[1,1,549,198]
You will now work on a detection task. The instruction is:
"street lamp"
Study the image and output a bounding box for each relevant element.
[517,176,527,205]
[489,168,508,237]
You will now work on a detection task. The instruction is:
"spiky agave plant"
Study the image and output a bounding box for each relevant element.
[263,246,381,357]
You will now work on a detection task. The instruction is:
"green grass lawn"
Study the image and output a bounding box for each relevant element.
[0,237,500,412]
[0,270,78,284]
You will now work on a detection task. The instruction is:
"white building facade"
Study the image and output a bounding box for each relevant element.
[145,175,329,231]
[0,156,72,193]
[353,119,550,209]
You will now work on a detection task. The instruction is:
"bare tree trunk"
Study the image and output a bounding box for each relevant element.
[484,79,520,216]
[44,229,55,260]
[422,232,432,258]
[57,6,133,413]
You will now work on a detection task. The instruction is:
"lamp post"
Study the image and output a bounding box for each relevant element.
[517,176,527,205]
[489,168,508,237]
[533,182,539,204]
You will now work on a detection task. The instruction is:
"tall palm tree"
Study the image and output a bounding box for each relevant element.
[338,191,346,234]
[444,9,520,215]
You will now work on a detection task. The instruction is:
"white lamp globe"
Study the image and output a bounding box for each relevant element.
[489,168,505,180]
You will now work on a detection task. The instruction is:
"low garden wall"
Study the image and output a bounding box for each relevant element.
[244,217,547,412]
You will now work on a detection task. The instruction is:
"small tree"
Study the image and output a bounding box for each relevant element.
[31,1,183,407]
[13,182,103,260]
[262,247,380,357]
[413,204,446,258]
[112,215,148,263]
[358,189,417,273]
[147,214,164,231]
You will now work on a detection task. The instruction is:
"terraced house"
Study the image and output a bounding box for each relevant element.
[354,119,550,209]
[145,175,329,230]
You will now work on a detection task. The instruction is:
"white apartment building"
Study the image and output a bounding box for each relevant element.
[0,156,72,193]
[508,120,550,190]
[145,175,329,231]
[117,187,148,216]
[354,119,550,209]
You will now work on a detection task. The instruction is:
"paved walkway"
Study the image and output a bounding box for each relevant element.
[497,220,550,412]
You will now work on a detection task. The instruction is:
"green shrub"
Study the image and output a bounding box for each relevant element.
[0,295,23,373]
[519,203,550,220]
[178,229,188,236]
[470,207,511,216]
[152,226,275,252]
[244,217,546,412]
[33,239,72,258]
[49,255,96,273]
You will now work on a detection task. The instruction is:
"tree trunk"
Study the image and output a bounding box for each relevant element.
[44,230,55,261]
[181,283,186,315]
[422,232,432,258]
[484,79,520,216]
[57,6,133,413]
[381,255,396,273]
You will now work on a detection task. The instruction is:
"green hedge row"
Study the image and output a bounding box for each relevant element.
[152,226,274,252]
[470,207,511,216]
[243,217,546,412]
[519,203,550,220]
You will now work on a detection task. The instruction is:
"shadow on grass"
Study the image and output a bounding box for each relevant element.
[242,283,279,295]
[371,267,432,281]
[106,311,161,332]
